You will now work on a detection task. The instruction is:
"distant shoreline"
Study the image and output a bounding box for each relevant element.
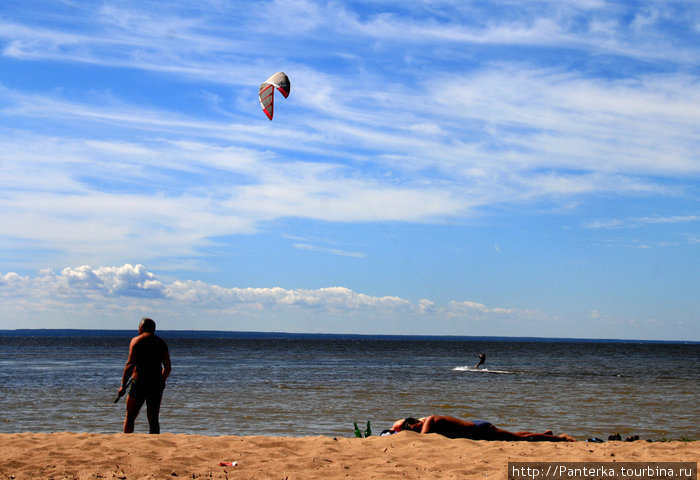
[1,328,696,344]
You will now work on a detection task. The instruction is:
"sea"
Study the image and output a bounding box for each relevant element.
[0,330,697,441]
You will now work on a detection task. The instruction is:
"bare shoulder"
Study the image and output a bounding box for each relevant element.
[131,333,147,346]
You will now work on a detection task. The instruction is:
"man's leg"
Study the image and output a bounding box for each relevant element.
[145,388,164,434]
[124,394,145,433]
[484,425,574,442]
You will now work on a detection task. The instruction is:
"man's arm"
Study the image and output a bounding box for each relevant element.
[118,337,138,394]
[161,343,171,382]
[420,415,438,433]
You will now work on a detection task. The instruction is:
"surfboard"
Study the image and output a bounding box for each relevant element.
[452,366,515,374]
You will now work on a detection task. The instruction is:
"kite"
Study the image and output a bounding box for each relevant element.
[259,72,290,120]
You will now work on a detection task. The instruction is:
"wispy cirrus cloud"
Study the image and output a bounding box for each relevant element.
[3,1,698,82]
[292,243,366,258]
[2,51,698,269]
[584,214,700,230]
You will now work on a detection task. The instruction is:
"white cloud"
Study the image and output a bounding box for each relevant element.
[0,264,552,332]
[0,264,411,310]
[449,300,520,317]
[2,53,698,266]
[585,214,700,230]
[293,243,366,258]
[433,68,700,176]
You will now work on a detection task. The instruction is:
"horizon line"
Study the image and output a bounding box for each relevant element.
[1,328,696,344]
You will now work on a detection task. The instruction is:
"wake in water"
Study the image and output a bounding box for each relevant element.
[452,366,516,374]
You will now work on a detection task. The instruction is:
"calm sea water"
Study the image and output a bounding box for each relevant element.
[0,332,697,440]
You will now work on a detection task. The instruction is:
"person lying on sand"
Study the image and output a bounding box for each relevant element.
[390,415,576,442]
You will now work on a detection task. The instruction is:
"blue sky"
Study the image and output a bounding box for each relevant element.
[0,0,698,340]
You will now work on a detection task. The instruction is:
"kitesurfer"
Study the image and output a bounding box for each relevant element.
[474,352,486,369]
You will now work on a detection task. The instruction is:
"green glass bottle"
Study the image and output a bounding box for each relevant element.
[353,422,363,438]
[364,421,372,438]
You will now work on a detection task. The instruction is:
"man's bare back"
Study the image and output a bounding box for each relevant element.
[118,318,171,434]
[392,415,575,442]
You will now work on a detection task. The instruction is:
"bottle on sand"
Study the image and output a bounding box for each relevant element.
[354,422,363,438]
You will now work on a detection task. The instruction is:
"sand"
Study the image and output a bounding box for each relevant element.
[0,432,696,479]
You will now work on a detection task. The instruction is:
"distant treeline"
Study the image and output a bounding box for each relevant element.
[0,329,695,344]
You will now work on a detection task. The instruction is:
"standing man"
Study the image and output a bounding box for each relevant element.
[118,318,171,434]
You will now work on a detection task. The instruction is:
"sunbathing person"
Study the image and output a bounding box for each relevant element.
[390,415,575,442]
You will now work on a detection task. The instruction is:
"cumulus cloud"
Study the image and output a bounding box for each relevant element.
[0,264,413,311]
[0,265,544,332]
[162,280,412,311]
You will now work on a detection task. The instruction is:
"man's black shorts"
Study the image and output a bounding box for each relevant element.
[128,378,164,399]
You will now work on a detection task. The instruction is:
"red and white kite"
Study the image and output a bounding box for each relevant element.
[259,72,290,120]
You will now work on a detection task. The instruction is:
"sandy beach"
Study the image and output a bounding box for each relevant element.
[0,432,696,479]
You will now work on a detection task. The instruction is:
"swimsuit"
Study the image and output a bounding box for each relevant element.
[465,420,494,440]
[471,420,492,428]
[128,377,165,399]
